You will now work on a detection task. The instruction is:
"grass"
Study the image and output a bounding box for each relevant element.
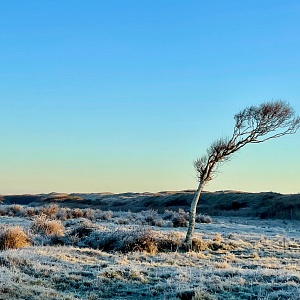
[32,215,65,236]
[3,190,300,220]
[0,226,31,250]
[0,204,299,299]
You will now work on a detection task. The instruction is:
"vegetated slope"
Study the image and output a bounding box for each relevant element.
[2,190,300,220]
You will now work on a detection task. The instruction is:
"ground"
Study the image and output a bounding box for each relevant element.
[0,205,299,300]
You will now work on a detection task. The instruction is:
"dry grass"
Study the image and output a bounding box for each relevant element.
[0,226,31,250]
[11,204,23,214]
[32,215,64,236]
[41,204,59,218]
[192,237,209,251]
[0,204,299,299]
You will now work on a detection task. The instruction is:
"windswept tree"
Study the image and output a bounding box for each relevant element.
[185,101,300,246]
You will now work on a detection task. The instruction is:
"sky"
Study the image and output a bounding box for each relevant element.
[0,1,300,195]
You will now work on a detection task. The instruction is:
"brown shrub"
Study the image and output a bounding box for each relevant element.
[172,216,187,227]
[157,232,182,252]
[85,228,157,254]
[119,228,158,254]
[23,207,36,217]
[192,237,209,251]
[41,204,59,218]
[72,208,84,218]
[83,208,95,220]
[0,226,31,250]
[11,204,23,214]
[208,242,233,251]
[213,233,222,243]
[32,215,64,236]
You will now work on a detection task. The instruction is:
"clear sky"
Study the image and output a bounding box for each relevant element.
[1,1,300,195]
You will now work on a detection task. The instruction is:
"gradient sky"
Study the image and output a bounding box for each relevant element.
[1,1,300,195]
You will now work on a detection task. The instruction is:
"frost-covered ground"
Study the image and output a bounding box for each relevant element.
[0,207,299,300]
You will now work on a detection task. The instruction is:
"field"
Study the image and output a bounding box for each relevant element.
[0,193,300,299]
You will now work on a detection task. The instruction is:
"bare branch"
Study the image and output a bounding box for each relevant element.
[195,100,300,183]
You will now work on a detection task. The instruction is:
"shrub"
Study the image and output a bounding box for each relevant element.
[116,218,130,225]
[32,215,64,236]
[172,216,187,227]
[69,220,94,238]
[83,208,95,220]
[195,214,212,223]
[41,204,59,218]
[163,209,176,220]
[57,207,70,220]
[213,233,222,243]
[142,210,158,225]
[11,204,23,214]
[84,227,157,254]
[0,226,31,250]
[163,209,189,227]
[192,237,209,251]
[84,230,119,251]
[156,232,182,252]
[122,228,157,254]
[23,207,36,217]
[0,206,8,216]
[96,210,113,221]
[155,219,163,227]
[72,208,84,218]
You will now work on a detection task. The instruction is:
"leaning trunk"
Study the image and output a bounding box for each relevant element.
[185,181,203,246]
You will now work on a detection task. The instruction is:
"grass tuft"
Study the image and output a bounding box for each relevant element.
[0,226,31,250]
[32,214,64,236]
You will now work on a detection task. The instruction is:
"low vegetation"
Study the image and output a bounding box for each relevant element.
[0,226,31,251]
[2,191,300,221]
[0,203,299,299]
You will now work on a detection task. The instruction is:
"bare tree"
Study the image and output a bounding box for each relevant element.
[185,101,300,246]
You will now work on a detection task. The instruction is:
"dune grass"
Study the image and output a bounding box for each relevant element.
[0,204,299,299]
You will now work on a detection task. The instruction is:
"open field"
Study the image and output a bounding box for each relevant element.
[0,201,300,300]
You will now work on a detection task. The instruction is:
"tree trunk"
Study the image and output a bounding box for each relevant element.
[185,181,203,246]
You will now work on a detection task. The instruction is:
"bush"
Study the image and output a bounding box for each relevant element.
[163,209,189,227]
[11,204,23,214]
[23,207,36,217]
[41,204,59,218]
[213,233,222,243]
[192,237,209,251]
[195,214,212,223]
[32,215,64,236]
[156,232,182,252]
[0,206,8,216]
[96,210,113,221]
[69,220,95,238]
[0,226,31,250]
[84,227,157,254]
[122,228,157,254]
[172,216,187,227]
[83,208,95,220]
[72,208,84,218]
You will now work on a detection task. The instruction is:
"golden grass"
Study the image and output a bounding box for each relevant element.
[0,226,31,250]
[32,215,64,236]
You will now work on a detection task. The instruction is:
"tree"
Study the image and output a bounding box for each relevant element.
[185,101,300,246]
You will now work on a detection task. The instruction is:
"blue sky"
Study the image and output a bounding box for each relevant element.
[1,1,300,194]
